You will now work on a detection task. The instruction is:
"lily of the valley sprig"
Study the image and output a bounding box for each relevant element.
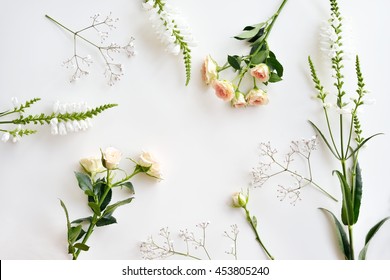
[202,0,288,108]
[142,0,196,86]
[60,148,161,260]
[308,0,388,260]
[0,97,116,143]
[231,190,274,260]
[46,13,136,86]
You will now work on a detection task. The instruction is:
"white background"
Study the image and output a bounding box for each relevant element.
[0,0,389,260]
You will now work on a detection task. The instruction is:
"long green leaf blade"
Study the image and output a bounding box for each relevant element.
[359,217,390,260]
[333,170,353,226]
[60,200,71,230]
[74,172,93,193]
[352,162,363,224]
[347,133,383,159]
[309,120,339,159]
[319,208,351,260]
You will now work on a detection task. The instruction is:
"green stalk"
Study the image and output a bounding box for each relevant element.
[243,206,274,260]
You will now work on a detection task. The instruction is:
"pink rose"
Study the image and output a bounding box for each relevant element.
[201,55,218,85]
[246,88,269,106]
[250,63,270,83]
[212,80,235,101]
[231,92,246,108]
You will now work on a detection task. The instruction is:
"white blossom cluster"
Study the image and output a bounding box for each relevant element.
[50,101,93,136]
[142,0,196,55]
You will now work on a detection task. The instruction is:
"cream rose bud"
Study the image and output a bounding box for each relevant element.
[212,80,235,102]
[231,92,247,108]
[246,88,269,106]
[232,191,248,208]
[138,152,162,179]
[201,55,218,85]
[103,147,122,170]
[80,157,104,175]
[250,63,270,83]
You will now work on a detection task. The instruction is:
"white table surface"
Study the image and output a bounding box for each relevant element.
[0,0,389,260]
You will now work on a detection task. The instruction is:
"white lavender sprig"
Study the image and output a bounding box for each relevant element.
[46,13,136,86]
[142,0,196,85]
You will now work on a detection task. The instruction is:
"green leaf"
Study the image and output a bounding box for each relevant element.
[74,172,93,193]
[266,56,283,77]
[103,197,134,217]
[359,217,390,260]
[75,229,86,242]
[234,23,264,40]
[252,216,258,229]
[100,188,112,212]
[71,216,92,224]
[249,34,266,47]
[119,182,135,195]
[251,50,268,65]
[93,179,106,196]
[352,162,363,224]
[60,200,71,230]
[347,133,383,159]
[73,243,90,251]
[88,202,101,216]
[96,216,117,227]
[268,73,282,83]
[333,170,353,226]
[68,225,83,244]
[227,55,241,71]
[308,120,339,159]
[319,208,352,260]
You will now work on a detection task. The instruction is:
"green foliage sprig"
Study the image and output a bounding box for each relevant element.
[61,148,162,260]
[0,98,117,142]
[202,0,288,108]
[309,0,389,260]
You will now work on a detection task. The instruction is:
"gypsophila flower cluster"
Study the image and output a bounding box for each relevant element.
[0,97,116,143]
[140,222,239,260]
[46,13,136,86]
[251,137,336,204]
[224,224,239,260]
[202,0,288,108]
[61,148,161,260]
[142,0,196,85]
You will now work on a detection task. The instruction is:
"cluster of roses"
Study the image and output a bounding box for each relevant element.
[202,55,270,108]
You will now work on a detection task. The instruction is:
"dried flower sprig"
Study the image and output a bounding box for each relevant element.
[60,149,162,260]
[308,0,388,260]
[0,97,117,142]
[232,190,274,260]
[251,137,337,204]
[45,13,136,86]
[202,0,288,108]
[140,222,239,260]
[223,224,239,260]
[142,0,196,86]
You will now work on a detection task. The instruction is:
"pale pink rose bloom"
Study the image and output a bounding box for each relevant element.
[250,63,270,83]
[103,147,122,170]
[212,80,235,101]
[246,88,269,106]
[231,92,246,108]
[201,55,218,85]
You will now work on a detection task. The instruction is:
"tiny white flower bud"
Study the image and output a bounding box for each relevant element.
[73,120,81,132]
[53,101,60,113]
[58,122,67,135]
[1,132,10,143]
[11,97,19,109]
[66,121,74,132]
[12,135,21,143]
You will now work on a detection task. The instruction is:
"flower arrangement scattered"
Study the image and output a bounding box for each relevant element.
[46,13,136,86]
[60,148,161,260]
[251,137,337,204]
[307,0,388,260]
[142,0,196,86]
[202,0,288,108]
[140,222,239,260]
[0,97,116,143]
[231,190,274,260]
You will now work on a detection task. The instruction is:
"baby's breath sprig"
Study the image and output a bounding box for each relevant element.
[140,222,239,260]
[202,0,288,108]
[45,13,136,86]
[142,0,196,86]
[0,97,117,142]
[308,0,388,260]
